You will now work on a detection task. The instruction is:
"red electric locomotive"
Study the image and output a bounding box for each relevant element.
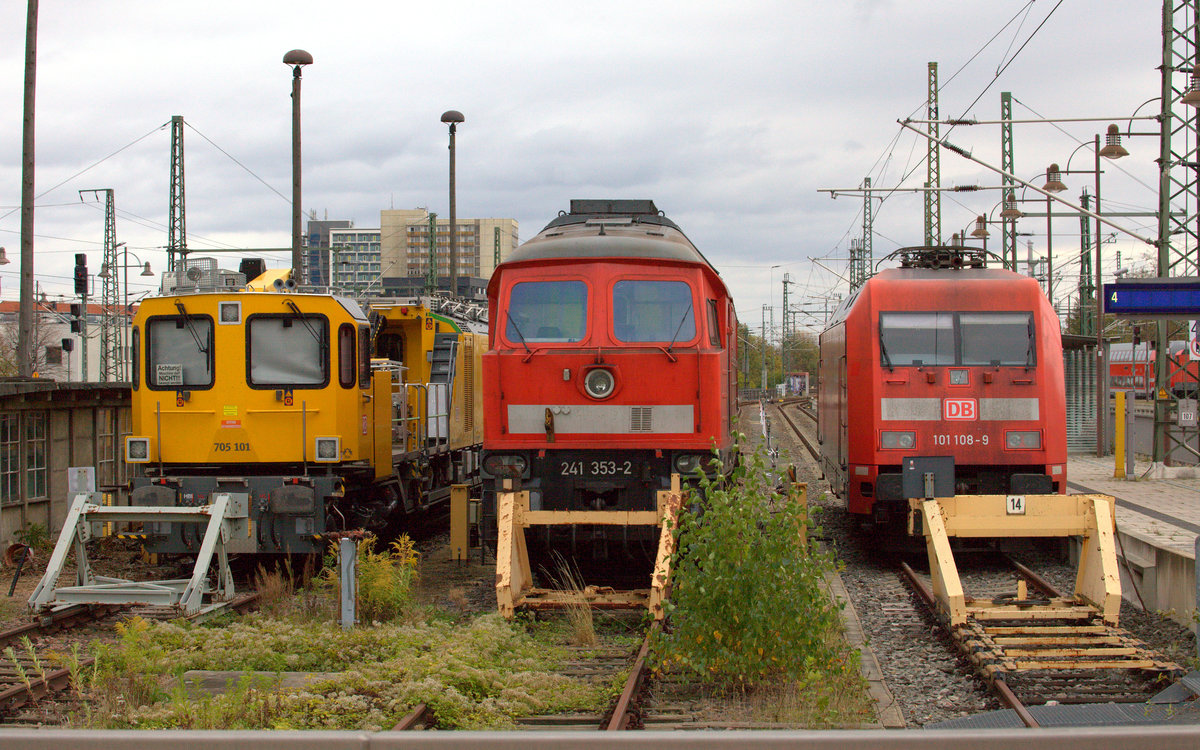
[480,199,739,568]
[818,246,1067,526]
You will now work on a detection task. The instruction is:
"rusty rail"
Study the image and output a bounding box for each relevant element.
[605,623,657,731]
[771,401,820,464]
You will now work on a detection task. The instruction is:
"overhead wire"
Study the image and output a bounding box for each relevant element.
[0,122,169,227]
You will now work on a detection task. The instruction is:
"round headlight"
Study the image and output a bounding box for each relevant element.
[483,453,527,477]
[584,368,615,399]
[674,454,703,474]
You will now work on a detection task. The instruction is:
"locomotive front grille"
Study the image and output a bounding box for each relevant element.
[630,406,652,432]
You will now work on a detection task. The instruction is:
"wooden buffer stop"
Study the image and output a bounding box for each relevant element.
[494,475,684,620]
[907,487,1178,680]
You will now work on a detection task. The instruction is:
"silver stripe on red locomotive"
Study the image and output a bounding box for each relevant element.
[506,404,695,434]
[879,398,1040,421]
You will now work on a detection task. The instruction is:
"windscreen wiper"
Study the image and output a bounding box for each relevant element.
[505,310,532,355]
[284,299,322,344]
[878,332,894,371]
[174,301,209,356]
[1025,317,1035,369]
[666,301,694,354]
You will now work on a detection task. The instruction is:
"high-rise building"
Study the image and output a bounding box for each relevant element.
[380,209,518,297]
[309,210,518,298]
[329,226,382,295]
[304,218,352,286]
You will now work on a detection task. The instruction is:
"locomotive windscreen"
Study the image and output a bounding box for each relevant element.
[879,311,1035,367]
[612,280,695,343]
[146,316,213,387]
[506,280,587,343]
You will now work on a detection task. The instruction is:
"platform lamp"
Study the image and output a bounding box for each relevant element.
[441,110,464,298]
[284,49,313,282]
[1051,126,1136,457]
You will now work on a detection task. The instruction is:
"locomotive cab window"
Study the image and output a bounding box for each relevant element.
[612,280,695,343]
[337,324,356,388]
[707,299,721,347]
[960,312,1035,366]
[145,315,214,389]
[505,280,587,343]
[879,311,1036,367]
[878,312,954,366]
[247,313,329,387]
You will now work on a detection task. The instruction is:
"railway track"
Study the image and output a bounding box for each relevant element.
[0,592,261,724]
[900,554,1179,722]
[764,399,1188,726]
[773,399,820,463]
[388,621,655,732]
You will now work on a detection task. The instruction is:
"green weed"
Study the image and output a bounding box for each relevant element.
[653,437,860,691]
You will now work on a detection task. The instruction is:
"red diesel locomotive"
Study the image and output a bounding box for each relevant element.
[818,246,1067,525]
[480,199,739,565]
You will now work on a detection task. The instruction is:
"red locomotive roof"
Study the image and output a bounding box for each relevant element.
[490,201,727,299]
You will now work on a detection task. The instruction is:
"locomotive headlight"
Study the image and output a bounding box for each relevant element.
[880,431,916,450]
[583,368,616,400]
[483,453,528,478]
[315,436,340,462]
[673,453,707,475]
[125,437,151,463]
[1005,430,1042,450]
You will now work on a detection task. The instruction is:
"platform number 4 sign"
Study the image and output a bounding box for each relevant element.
[1006,495,1026,515]
[1190,319,1199,361]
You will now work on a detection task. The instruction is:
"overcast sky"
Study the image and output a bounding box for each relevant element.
[0,1,1169,335]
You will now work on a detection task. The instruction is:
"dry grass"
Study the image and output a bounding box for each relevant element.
[548,553,596,647]
[252,558,304,619]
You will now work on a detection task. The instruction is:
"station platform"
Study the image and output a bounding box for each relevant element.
[1067,454,1200,628]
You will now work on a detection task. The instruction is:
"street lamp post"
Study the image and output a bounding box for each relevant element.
[99,247,153,381]
[441,110,464,298]
[1049,128,1134,456]
[284,49,313,282]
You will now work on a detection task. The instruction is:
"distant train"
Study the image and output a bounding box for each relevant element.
[818,246,1068,526]
[124,258,484,555]
[1109,341,1198,398]
[480,200,739,567]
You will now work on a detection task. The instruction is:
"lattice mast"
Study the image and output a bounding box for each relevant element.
[1152,0,1200,462]
[1078,190,1094,337]
[80,189,119,382]
[924,62,941,246]
[168,115,186,273]
[861,176,873,286]
[1000,92,1017,270]
[425,212,438,296]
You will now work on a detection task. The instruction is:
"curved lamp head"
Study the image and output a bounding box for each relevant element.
[0,247,10,265]
[970,215,989,238]
[1000,192,1023,220]
[1098,123,1130,159]
[140,261,154,277]
[283,49,313,68]
[1042,163,1067,193]
[1183,68,1200,106]
[441,110,465,125]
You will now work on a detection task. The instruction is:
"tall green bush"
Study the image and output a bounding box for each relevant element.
[654,439,849,686]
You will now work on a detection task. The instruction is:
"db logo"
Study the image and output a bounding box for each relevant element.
[944,398,977,420]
